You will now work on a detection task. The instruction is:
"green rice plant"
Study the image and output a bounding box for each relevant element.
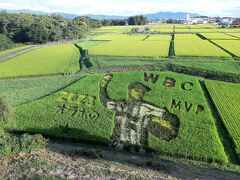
[7,71,228,164]
[0,44,80,78]
[89,40,170,57]
[212,40,240,57]
[205,80,240,160]
[174,34,231,57]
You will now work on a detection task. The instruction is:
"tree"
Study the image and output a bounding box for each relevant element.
[26,23,49,44]
[0,12,102,44]
[128,16,148,25]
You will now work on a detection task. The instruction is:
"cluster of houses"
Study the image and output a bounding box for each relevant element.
[150,14,240,26]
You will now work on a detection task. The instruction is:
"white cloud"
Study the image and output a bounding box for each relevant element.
[0,0,240,17]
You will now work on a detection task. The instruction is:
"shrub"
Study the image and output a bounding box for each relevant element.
[0,97,13,123]
[0,133,47,160]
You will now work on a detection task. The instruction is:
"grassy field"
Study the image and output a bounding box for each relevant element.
[0,44,80,78]
[212,40,240,57]
[174,34,231,57]
[2,71,228,164]
[205,80,240,160]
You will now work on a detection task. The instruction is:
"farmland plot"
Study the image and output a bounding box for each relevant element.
[145,35,172,41]
[190,29,217,33]
[200,33,238,40]
[88,40,170,57]
[91,26,143,34]
[205,80,240,160]
[92,34,147,41]
[0,75,82,106]
[212,40,240,57]
[216,29,240,33]
[6,71,227,164]
[174,34,231,57]
[174,28,191,33]
[0,44,80,78]
[227,33,240,38]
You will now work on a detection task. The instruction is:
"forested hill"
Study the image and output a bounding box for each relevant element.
[0,11,103,44]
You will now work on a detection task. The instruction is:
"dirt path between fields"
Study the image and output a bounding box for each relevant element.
[0,40,82,63]
[1,140,239,179]
[0,45,47,63]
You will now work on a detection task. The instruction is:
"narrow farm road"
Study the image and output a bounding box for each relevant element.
[0,45,45,63]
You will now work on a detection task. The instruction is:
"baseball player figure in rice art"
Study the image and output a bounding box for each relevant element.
[100,74,179,153]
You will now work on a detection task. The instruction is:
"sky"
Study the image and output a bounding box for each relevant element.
[0,0,240,17]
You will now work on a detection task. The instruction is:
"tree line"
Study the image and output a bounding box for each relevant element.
[0,11,102,44]
[0,11,148,44]
[102,15,148,26]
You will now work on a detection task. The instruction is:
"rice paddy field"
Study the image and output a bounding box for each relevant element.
[1,71,228,164]
[200,33,239,40]
[205,80,240,160]
[1,24,240,174]
[174,34,231,57]
[88,40,170,57]
[0,44,80,78]
[212,40,240,57]
[79,34,172,57]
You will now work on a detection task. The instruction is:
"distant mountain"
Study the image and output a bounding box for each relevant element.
[0,9,200,20]
[144,12,200,20]
[0,9,79,19]
[85,14,128,20]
